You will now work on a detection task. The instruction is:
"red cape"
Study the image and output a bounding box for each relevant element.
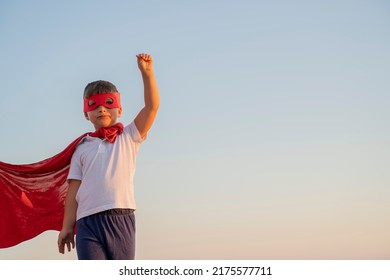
[0,133,88,248]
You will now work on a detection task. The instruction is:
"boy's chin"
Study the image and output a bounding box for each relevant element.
[93,119,117,129]
[94,123,114,130]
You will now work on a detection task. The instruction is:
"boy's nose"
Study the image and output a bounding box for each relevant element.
[97,105,107,112]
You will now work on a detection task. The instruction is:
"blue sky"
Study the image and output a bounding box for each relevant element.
[0,0,389,259]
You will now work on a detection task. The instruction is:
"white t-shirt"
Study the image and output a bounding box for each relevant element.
[67,122,145,220]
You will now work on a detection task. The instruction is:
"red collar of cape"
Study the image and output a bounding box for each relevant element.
[0,123,123,248]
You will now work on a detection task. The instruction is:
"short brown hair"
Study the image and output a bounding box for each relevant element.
[84,80,119,99]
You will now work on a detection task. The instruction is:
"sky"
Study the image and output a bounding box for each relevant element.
[0,0,389,260]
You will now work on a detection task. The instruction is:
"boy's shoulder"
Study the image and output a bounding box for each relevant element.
[125,121,147,144]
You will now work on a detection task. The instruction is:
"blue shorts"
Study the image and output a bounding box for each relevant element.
[76,209,136,260]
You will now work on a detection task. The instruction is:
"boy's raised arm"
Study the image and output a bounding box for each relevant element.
[134,53,160,138]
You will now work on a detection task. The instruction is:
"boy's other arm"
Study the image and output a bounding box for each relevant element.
[134,53,160,138]
[58,179,80,254]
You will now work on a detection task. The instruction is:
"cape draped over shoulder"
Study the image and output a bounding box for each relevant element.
[0,123,123,248]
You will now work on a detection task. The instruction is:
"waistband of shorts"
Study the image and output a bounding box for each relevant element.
[93,208,135,216]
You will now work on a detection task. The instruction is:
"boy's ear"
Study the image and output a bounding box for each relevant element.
[84,112,90,120]
[118,106,123,117]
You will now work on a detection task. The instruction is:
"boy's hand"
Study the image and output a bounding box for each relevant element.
[58,228,75,254]
[136,53,153,74]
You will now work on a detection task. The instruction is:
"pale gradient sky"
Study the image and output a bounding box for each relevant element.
[0,0,389,259]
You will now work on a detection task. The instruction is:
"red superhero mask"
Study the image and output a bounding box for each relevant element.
[83,92,121,112]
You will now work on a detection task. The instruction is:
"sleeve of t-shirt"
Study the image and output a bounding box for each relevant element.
[126,121,147,143]
[67,147,82,181]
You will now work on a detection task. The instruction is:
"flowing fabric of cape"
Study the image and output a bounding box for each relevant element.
[0,123,123,248]
[0,133,88,248]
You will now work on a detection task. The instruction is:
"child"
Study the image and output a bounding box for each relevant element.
[57,53,159,260]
